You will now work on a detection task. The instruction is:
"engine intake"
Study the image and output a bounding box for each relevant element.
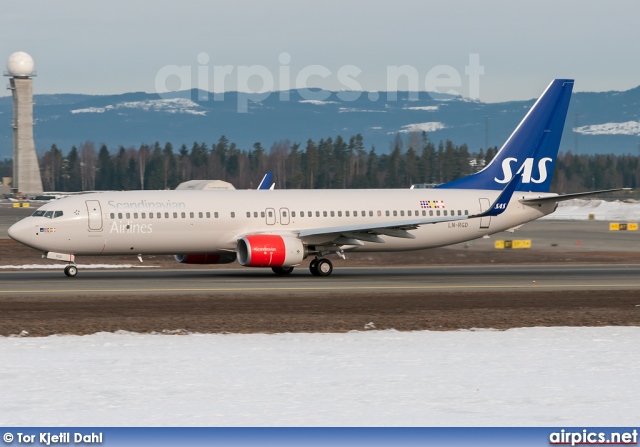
[237,235,307,267]
[174,253,237,264]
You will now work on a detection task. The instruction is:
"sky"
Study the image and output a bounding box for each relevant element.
[1,0,639,103]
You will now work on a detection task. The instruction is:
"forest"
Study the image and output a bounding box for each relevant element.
[1,132,638,194]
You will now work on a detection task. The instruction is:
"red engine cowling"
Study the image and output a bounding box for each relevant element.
[236,235,307,267]
[174,253,237,264]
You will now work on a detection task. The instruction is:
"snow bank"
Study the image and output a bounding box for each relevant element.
[541,199,640,221]
[1,328,638,426]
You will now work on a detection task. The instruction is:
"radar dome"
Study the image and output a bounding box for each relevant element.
[7,51,35,77]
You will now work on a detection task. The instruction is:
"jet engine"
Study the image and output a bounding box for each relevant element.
[174,253,237,264]
[236,235,307,267]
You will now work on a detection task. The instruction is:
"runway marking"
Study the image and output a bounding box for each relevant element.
[2,284,640,294]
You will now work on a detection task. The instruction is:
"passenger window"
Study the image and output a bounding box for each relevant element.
[393,210,397,217]
[377,210,381,217]
[214,212,219,218]
[407,210,412,217]
[422,210,426,216]
[133,213,138,219]
[126,213,131,219]
[330,211,334,217]
[283,211,288,217]
[172,212,177,218]
[458,210,462,216]
[268,211,273,218]
[292,211,296,217]
[231,212,235,218]
[385,211,390,217]
[337,211,342,217]
[190,212,194,218]
[206,212,211,218]
[362,211,366,216]
[254,212,258,218]
[118,213,123,219]
[346,211,350,217]
[246,212,251,218]
[436,210,441,216]
[157,213,161,218]
[323,211,328,217]
[142,213,146,218]
[353,211,357,216]
[443,210,448,216]
[110,213,115,219]
[429,210,434,216]
[199,212,203,218]
[316,211,320,217]
[400,211,404,217]
[149,213,154,219]
[465,210,469,215]
[54,211,63,218]
[260,212,265,218]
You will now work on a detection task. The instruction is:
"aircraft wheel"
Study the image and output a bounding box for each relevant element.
[315,258,333,277]
[309,259,319,275]
[64,264,78,277]
[272,266,294,275]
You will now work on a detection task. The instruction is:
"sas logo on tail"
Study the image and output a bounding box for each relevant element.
[494,157,552,184]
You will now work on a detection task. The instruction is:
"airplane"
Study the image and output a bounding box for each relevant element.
[7,79,628,277]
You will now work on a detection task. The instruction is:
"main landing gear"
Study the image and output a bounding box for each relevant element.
[309,258,333,276]
[64,264,78,277]
[272,266,294,275]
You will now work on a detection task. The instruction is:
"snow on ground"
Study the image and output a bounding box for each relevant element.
[1,328,639,426]
[70,98,206,116]
[541,199,640,221]
[403,105,439,111]
[574,121,640,136]
[397,122,446,133]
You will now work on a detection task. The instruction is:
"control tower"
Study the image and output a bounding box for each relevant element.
[4,51,43,196]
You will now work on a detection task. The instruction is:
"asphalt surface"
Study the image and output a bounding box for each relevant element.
[2,264,640,295]
[3,204,640,336]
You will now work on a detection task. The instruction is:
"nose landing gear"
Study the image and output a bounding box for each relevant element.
[64,264,78,277]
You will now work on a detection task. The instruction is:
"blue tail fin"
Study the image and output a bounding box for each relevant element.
[435,79,574,192]
[257,172,273,190]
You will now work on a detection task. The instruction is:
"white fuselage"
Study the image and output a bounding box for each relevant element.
[9,188,556,257]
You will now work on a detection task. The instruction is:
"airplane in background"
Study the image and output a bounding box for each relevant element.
[8,79,628,277]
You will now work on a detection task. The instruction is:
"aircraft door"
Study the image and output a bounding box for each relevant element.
[265,208,276,225]
[279,208,290,225]
[478,198,491,229]
[86,200,103,231]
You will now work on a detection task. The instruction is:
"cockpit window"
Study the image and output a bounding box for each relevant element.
[44,211,54,219]
[54,211,63,218]
[32,210,46,217]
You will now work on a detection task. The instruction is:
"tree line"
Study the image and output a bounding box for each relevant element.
[7,132,639,193]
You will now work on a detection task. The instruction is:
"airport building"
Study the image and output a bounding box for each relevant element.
[4,51,43,196]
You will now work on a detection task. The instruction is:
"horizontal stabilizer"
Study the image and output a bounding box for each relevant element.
[520,188,632,205]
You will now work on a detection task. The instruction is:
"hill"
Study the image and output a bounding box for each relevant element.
[1,86,639,157]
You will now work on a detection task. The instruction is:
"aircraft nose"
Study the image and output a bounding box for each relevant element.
[8,220,32,246]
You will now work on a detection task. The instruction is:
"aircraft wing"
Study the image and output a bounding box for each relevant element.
[519,188,631,205]
[296,173,522,245]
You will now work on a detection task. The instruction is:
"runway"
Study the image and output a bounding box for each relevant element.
[2,264,640,295]
[3,212,640,336]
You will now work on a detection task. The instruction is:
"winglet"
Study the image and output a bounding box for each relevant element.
[257,172,273,190]
[473,173,521,218]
